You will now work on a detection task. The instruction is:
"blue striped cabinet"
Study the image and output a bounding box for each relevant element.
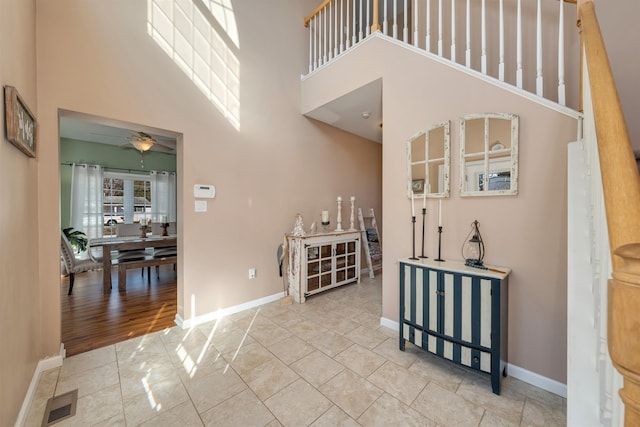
[399,259,510,394]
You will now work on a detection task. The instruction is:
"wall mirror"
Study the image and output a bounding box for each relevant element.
[460,113,518,196]
[407,120,450,199]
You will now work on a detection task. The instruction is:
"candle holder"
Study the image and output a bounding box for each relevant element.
[139,224,149,238]
[410,216,419,260]
[335,197,343,231]
[321,221,330,233]
[348,196,357,231]
[419,208,428,259]
[161,222,169,236]
[434,226,445,262]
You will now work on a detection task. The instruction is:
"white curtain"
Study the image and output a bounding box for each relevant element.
[150,171,176,222]
[70,163,104,239]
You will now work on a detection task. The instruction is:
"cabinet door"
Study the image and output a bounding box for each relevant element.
[335,239,358,284]
[456,274,493,373]
[306,243,332,292]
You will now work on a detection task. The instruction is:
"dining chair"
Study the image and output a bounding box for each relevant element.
[150,222,177,279]
[60,232,102,295]
[115,223,151,277]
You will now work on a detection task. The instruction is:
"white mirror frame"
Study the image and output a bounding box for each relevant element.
[406,120,450,199]
[459,113,519,197]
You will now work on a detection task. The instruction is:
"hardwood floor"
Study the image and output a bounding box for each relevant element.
[60,265,177,357]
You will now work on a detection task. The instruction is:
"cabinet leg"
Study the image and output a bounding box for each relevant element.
[399,336,406,351]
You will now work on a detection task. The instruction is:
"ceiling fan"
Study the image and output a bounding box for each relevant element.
[125,131,175,153]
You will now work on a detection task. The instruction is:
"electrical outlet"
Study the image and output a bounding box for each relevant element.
[248,268,256,279]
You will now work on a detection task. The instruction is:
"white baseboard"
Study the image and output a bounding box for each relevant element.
[507,363,567,398]
[15,345,65,427]
[379,317,566,398]
[175,292,285,329]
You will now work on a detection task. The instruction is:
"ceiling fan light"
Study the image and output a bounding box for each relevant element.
[130,134,156,152]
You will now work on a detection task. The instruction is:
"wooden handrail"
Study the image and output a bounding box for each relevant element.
[304,0,332,27]
[578,0,640,424]
[304,0,381,32]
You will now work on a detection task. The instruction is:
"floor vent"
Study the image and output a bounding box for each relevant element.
[41,389,77,426]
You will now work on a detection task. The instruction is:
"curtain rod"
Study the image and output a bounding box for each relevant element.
[60,162,160,174]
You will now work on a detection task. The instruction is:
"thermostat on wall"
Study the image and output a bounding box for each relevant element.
[194,184,215,198]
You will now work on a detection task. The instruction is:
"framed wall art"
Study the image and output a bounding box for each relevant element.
[4,85,37,158]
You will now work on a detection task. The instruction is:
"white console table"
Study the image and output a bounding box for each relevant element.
[286,231,361,303]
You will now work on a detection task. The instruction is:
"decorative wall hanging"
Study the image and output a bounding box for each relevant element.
[4,86,37,158]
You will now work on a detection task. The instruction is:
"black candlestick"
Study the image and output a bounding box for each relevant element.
[434,226,445,262]
[410,216,419,260]
[419,208,428,258]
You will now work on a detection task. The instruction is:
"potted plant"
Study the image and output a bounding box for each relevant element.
[62,227,88,254]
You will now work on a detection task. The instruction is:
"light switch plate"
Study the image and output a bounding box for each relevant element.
[195,200,207,212]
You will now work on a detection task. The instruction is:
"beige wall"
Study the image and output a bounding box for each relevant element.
[0,0,41,424]
[34,0,380,369]
[302,36,578,383]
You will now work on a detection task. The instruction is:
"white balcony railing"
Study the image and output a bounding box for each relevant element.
[304,0,576,107]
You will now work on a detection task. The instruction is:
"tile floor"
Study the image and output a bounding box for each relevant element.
[25,276,566,426]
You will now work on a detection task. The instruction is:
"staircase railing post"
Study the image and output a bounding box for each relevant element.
[371,0,381,32]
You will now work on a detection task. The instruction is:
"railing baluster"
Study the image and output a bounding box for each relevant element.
[383,0,388,35]
[426,0,431,52]
[414,0,419,47]
[465,0,470,67]
[393,0,398,39]
[323,7,327,64]
[499,0,504,81]
[340,0,344,53]
[481,0,486,73]
[438,0,443,56]
[536,0,543,96]
[334,0,339,57]
[403,0,408,43]
[366,0,371,36]
[309,16,314,72]
[352,0,357,46]
[346,0,350,49]
[516,0,522,88]
[329,2,333,60]
[451,0,456,62]
[359,0,363,41]
[558,0,566,105]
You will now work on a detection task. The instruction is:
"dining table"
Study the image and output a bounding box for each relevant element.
[89,234,177,293]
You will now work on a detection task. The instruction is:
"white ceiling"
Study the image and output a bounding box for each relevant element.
[59,114,177,154]
[304,79,383,143]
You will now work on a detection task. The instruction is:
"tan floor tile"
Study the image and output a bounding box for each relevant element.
[138,400,204,427]
[521,397,566,426]
[480,410,521,426]
[344,324,389,349]
[223,341,278,375]
[319,369,383,419]
[334,344,386,378]
[412,382,485,426]
[310,330,354,357]
[241,357,300,400]
[248,320,292,347]
[367,361,428,405]
[310,405,360,426]
[358,393,436,427]
[456,374,526,424]
[118,355,181,399]
[210,326,257,355]
[317,315,361,335]
[287,319,328,341]
[56,362,119,398]
[201,389,275,426]
[115,330,168,360]
[408,352,466,392]
[24,367,60,427]
[268,335,315,365]
[503,376,565,411]
[291,350,345,387]
[372,338,419,368]
[264,379,333,427]
[56,384,123,427]
[60,345,116,378]
[122,377,190,425]
[180,365,247,413]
